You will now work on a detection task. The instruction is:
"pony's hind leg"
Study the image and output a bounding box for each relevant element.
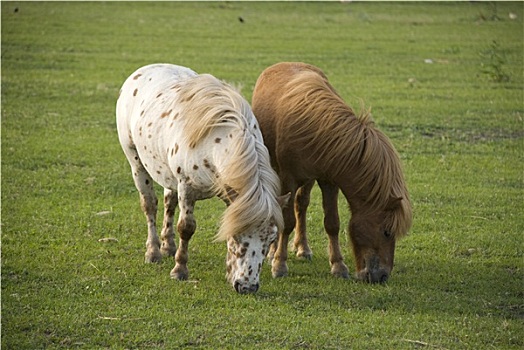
[170,185,197,280]
[318,180,349,278]
[293,181,314,260]
[126,151,162,263]
[160,188,178,257]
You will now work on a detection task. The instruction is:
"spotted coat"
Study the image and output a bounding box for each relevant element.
[116,64,285,293]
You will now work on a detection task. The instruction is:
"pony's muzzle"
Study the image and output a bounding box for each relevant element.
[356,268,389,284]
[234,280,259,294]
[368,269,389,283]
[357,256,390,284]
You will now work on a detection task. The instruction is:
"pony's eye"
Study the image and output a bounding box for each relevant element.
[384,230,392,238]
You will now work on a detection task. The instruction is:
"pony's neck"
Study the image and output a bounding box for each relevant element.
[336,176,369,213]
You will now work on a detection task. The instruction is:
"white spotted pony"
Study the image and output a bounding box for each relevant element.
[116,64,288,294]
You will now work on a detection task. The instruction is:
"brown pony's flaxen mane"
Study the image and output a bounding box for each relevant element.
[278,70,412,237]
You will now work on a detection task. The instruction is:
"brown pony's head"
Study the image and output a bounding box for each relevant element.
[334,110,412,284]
[349,196,411,283]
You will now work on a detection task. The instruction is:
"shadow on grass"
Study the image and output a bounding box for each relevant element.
[255,250,523,321]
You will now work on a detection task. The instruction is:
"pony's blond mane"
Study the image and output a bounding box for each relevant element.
[177,74,284,240]
[279,71,412,237]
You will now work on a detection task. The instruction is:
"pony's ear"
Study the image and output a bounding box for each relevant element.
[386,196,403,211]
[278,192,291,208]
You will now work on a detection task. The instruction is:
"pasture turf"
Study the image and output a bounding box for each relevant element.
[2,2,523,349]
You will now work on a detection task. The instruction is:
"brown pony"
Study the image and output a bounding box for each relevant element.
[252,62,412,283]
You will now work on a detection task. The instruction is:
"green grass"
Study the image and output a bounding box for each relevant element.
[2,1,523,349]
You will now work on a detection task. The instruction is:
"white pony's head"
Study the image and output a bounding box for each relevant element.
[220,188,288,294]
[225,220,279,294]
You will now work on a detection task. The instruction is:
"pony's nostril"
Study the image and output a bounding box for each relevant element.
[251,283,260,293]
[380,273,389,284]
[234,281,241,293]
[366,271,372,283]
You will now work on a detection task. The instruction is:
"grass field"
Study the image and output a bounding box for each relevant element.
[2,1,523,349]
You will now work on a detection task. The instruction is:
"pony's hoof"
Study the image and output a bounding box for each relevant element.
[271,261,288,278]
[170,265,189,280]
[331,262,350,279]
[160,242,177,257]
[296,249,313,261]
[145,251,162,263]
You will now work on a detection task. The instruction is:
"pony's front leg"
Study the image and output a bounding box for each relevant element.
[318,180,349,278]
[272,186,296,278]
[170,188,196,281]
[160,188,178,257]
[293,181,314,260]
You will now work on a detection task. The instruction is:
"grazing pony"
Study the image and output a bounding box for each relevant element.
[116,64,287,293]
[252,62,412,283]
